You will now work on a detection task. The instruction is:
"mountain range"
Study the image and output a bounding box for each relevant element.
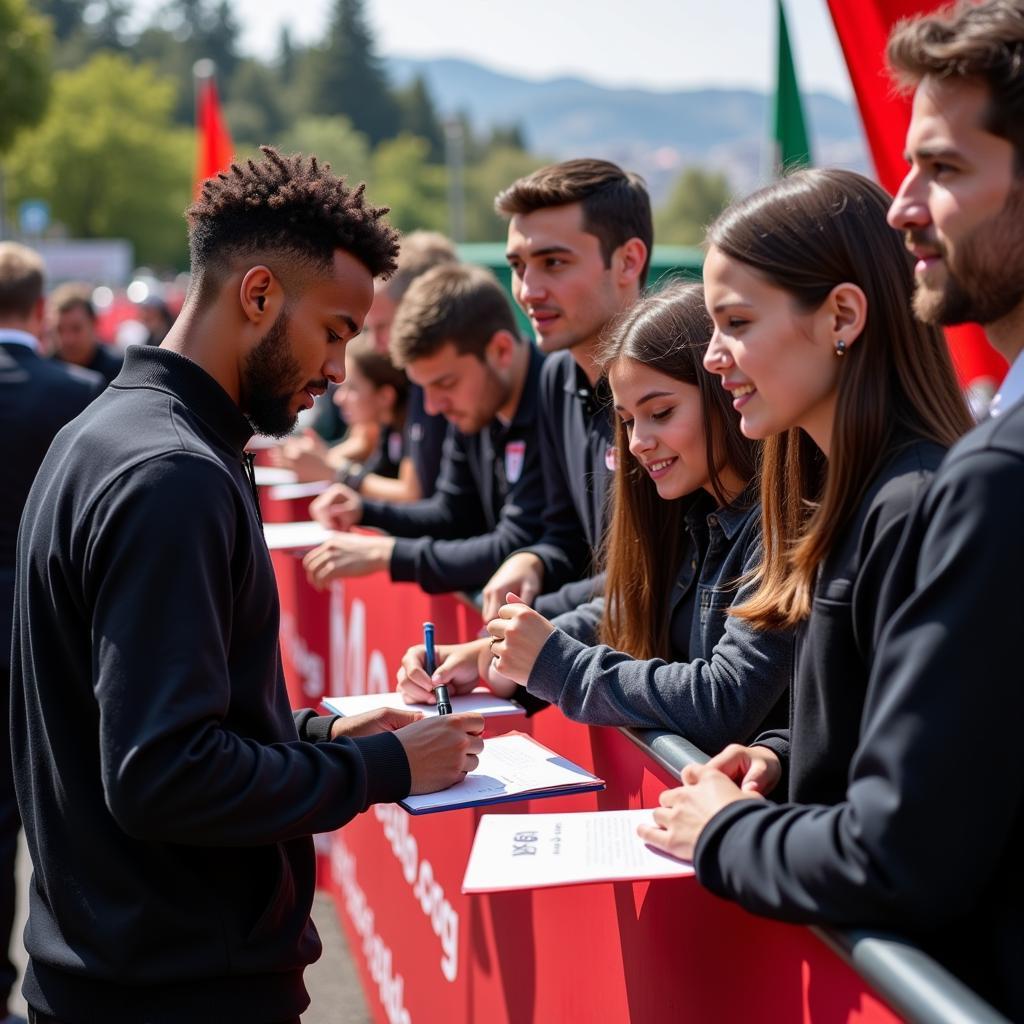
[387,56,870,201]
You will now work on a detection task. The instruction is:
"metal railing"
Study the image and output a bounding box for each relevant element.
[624,726,1010,1024]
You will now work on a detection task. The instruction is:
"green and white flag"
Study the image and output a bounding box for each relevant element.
[772,0,812,176]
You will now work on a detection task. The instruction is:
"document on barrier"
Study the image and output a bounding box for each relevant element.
[462,809,695,893]
[262,520,331,552]
[399,732,603,816]
[252,466,299,486]
[323,690,526,719]
[269,480,332,501]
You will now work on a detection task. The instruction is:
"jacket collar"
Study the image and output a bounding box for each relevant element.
[681,481,758,541]
[0,329,40,353]
[112,345,254,454]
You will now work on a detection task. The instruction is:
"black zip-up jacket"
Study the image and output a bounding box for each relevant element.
[522,351,616,618]
[744,438,946,803]
[697,409,1024,1019]
[405,382,448,497]
[10,347,410,1023]
[360,343,546,593]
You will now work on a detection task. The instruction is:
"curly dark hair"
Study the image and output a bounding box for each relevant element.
[186,146,400,301]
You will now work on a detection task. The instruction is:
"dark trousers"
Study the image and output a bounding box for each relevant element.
[0,665,19,1012]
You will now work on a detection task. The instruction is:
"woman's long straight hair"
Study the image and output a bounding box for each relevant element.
[595,281,758,660]
[707,169,973,631]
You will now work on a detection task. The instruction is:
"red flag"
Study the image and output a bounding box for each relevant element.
[826,0,1006,388]
[193,72,234,198]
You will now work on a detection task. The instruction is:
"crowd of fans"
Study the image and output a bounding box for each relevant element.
[2,2,1024,1022]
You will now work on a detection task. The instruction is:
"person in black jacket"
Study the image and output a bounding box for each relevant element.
[304,262,546,595]
[640,6,1024,1018]
[0,243,103,1024]
[10,148,484,1024]
[480,159,653,620]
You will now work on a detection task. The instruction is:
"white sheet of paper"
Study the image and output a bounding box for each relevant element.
[269,480,331,501]
[245,435,280,451]
[401,733,600,814]
[262,520,331,552]
[253,466,298,486]
[462,809,694,893]
[322,690,526,719]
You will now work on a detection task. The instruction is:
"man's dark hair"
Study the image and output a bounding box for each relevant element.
[888,0,1024,171]
[389,263,520,367]
[494,158,653,284]
[50,283,96,321]
[186,146,400,303]
[0,242,44,320]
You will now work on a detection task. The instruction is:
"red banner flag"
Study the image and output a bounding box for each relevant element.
[193,70,234,199]
[826,0,1006,390]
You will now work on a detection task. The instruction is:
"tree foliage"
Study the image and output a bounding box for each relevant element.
[395,75,444,163]
[272,116,372,187]
[0,0,53,153]
[5,54,192,266]
[300,0,399,146]
[367,133,447,234]
[654,166,732,246]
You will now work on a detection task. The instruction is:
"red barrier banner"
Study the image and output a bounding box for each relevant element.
[273,562,905,1023]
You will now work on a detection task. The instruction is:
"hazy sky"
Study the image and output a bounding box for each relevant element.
[129,0,855,99]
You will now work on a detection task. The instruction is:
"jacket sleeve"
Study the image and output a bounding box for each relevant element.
[527,534,793,753]
[360,429,486,540]
[535,573,607,621]
[388,428,547,593]
[548,593,606,646]
[694,448,1024,927]
[87,454,411,847]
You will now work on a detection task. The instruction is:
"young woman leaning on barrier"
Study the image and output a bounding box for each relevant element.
[329,334,417,500]
[398,281,793,754]
[637,167,971,847]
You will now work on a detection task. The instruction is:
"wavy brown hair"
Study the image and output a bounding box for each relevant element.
[595,281,759,660]
[709,169,973,631]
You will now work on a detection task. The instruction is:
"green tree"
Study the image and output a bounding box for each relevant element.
[299,0,398,146]
[0,0,53,153]
[367,133,446,233]
[32,0,80,42]
[132,0,240,125]
[4,53,192,266]
[272,116,372,186]
[463,146,546,242]
[654,167,732,246]
[395,75,443,163]
[225,58,287,146]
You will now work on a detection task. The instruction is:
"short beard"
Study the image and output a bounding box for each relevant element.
[243,308,304,438]
[914,182,1024,327]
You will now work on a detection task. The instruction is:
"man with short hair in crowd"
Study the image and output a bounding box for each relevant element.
[481,158,652,620]
[642,3,1024,1017]
[304,261,546,595]
[49,283,123,384]
[11,148,483,1024]
[0,243,103,1024]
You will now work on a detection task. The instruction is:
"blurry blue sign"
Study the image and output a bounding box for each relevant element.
[18,199,50,236]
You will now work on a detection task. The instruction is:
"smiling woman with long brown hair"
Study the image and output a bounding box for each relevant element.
[639,167,972,858]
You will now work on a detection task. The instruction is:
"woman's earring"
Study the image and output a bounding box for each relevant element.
[834,338,847,357]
